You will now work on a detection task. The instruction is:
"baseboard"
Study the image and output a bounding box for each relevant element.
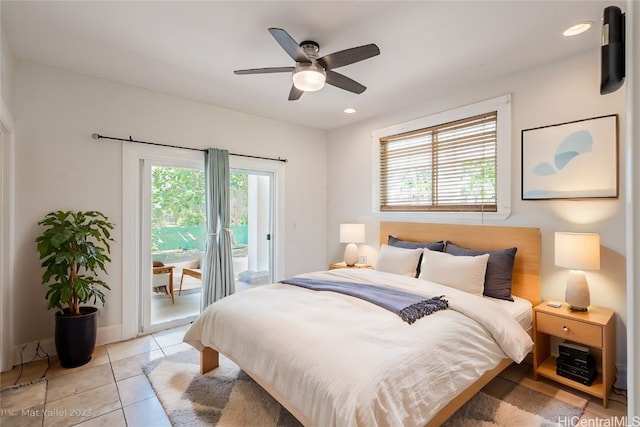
[96,324,123,346]
[12,323,123,367]
[614,363,627,390]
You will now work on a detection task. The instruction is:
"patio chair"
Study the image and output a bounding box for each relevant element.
[179,258,202,295]
[152,261,175,303]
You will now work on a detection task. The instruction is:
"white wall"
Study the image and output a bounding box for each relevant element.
[327,48,628,377]
[0,26,13,110]
[11,60,327,348]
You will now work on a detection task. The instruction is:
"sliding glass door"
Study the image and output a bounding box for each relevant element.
[139,159,275,333]
[141,159,205,333]
[231,169,274,290]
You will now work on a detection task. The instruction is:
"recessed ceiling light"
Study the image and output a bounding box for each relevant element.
[563,21,594,37]
[344,108,356,114]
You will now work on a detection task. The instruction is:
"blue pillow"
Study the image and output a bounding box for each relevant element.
[444,242,517,301]
[388,235,444,277]
[388,235,445,252]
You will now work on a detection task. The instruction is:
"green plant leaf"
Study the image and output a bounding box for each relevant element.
[36,210,115,312]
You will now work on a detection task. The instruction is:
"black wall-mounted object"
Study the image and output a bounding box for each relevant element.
[600,6,625,95]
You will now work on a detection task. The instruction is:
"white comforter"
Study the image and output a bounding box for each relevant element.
[184,269,533,427]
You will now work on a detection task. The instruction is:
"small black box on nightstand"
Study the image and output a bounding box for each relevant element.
[557,343,597,386]
[558,342,590,363]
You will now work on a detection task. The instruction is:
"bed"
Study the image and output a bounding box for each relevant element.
[184,222,541,426]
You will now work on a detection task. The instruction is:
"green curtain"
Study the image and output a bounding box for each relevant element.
[201,148,235,310]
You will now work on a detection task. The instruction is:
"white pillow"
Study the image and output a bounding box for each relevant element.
[419,249,490,295]
[375,244,423,277]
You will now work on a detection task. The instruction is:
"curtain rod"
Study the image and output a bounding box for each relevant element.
[91,133,288,163]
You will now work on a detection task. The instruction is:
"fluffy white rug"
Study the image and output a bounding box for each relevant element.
[443,391,569,427]
[144,349,585,427]
[144,349,300,426]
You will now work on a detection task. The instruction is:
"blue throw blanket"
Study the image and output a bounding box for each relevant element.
[280,278,448,324]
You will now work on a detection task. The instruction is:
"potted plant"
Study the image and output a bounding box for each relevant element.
[36,210,114,368]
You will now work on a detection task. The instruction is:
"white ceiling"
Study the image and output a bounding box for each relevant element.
[0,1,623,131]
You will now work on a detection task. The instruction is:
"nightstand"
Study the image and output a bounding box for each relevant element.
[532,302,615,407]
[328,262,373,270]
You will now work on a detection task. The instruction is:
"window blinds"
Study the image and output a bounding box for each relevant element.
[379,112,497,212]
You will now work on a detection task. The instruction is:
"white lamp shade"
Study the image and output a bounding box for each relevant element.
[555,232,600,270]
[340,224,365,243]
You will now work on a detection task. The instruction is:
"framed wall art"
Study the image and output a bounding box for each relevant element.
[521,114,618,200]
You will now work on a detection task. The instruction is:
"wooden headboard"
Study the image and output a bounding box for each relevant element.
[379,222,541,306]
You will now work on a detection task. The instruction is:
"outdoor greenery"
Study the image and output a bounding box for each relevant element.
[152,167,206,227]
[152,167,249,228]
[459,159,496,203]
[230,172,248,227]
[36,210,114,316]
[398,168,432,205]
[151,167,248,252]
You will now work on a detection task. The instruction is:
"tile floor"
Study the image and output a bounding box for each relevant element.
[1,325,629,427]
[1,325,193,427]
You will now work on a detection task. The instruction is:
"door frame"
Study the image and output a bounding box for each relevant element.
[0,99,15,371]
[122,144,285,339]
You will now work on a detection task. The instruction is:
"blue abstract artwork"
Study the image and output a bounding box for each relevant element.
[522,115,617,199]
[531,130,593,177]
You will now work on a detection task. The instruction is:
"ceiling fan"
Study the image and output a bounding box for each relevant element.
[234,28,380,101]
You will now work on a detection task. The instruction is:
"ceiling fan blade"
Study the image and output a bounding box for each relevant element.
[317,44,380,70]
[288,85,304,101]
[325,70,366,94]
[234,67,294,75]
[268,28,310,64]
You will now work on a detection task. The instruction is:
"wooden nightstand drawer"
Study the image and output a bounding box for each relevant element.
[536,312,602,348]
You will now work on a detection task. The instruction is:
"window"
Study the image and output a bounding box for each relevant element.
[380,112,497,212]
[373,95,511,218]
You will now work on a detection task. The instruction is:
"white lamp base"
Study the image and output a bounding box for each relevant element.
[565,269,590,311]
[344,243,359,267]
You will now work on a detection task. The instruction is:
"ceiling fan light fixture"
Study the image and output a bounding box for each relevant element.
[292,63,326,92]
[235,28,379,100]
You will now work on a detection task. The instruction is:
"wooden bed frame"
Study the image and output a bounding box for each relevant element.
[200,221,541,426]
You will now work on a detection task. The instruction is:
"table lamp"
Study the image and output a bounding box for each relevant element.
[340,224,365,266]
[554,232,600,311]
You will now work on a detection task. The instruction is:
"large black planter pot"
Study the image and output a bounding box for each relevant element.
[55,307,98,368]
